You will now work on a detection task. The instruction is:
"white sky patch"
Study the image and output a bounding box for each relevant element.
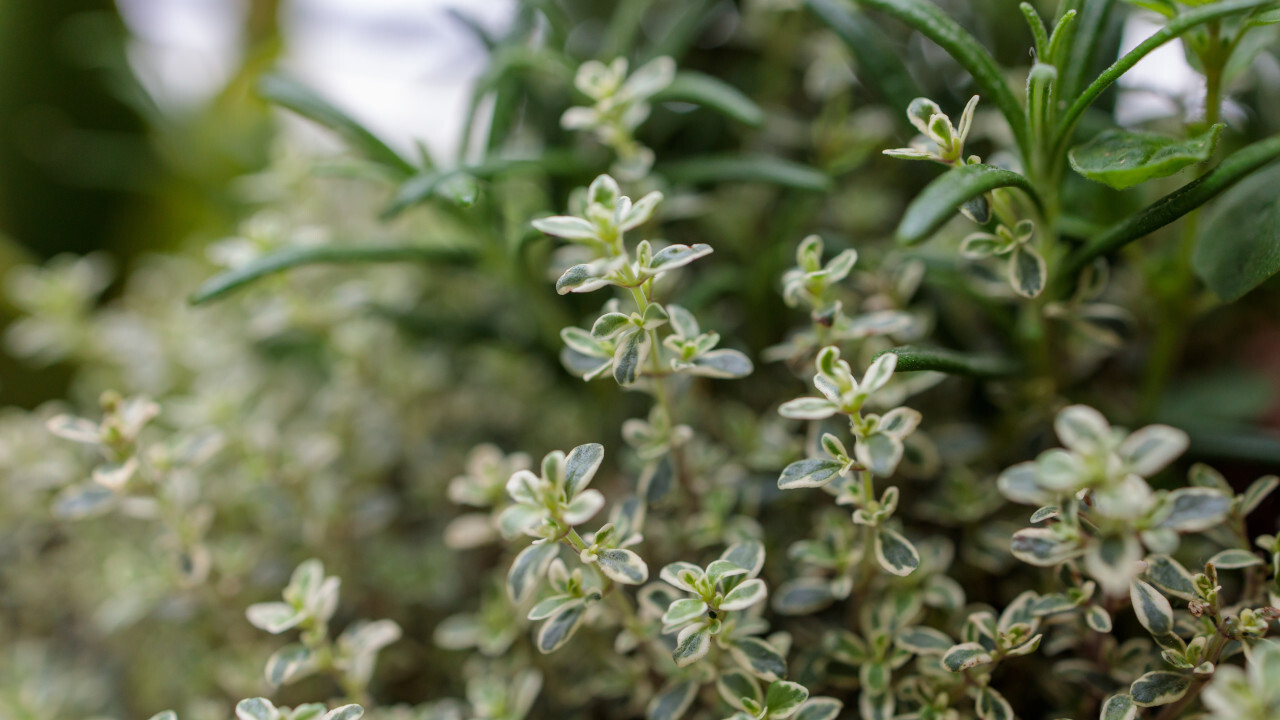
[1114,13,1201,126]
[118,0,515,163]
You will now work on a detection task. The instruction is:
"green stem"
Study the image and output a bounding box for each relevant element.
[1136,23,1226,419]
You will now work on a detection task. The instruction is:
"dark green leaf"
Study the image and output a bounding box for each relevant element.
[1193,163,1280,301]
[647,681,698,720]
[189,244,475,305]
[657,155,831,191]
[1062,134,1280,281]
[653,72,764,127]
[805,0,922,112]
[895,164,1041,245]
[729,636,788,681]
[1069,125,1222,190]
[536,602,586,653]
[874,345,1019,377]
[1100,693,1137,720]
[258,74,415,176]
[1129,671,1191,707]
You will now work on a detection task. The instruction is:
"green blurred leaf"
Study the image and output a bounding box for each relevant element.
[653,71,764,127]
[257,74,415,176]
[1062,134,1280,281]
[805,0,922,113]
[895,164,1041,245]
[1193,163,1280,301]
[853,0,1029,158]
[189,244,477,305]
[657,155,831,191]
[1069,124,1222,190]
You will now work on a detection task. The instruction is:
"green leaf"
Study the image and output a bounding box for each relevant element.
[874,345,1019,378]
[536,602,586,653]
[148,713,178,720]
[721,578,767,610]
[613,330,648,386]
[1242,475,1279,515]
[976,686,1014,720]
[51,483,116,520]
[1011,528,1081,566]
[1130,671,1191,707]
[1053,0,1275,155]
[1068,125,1223,190]
[1193,162,1280,301]
[652,71,764,127]
[564,443,604,497]
[673,626,712,667]
[805,0,922,112]
[1143,555,1197,600]
[1100,693,1137,720]
[1009,245,1047,298]
[793,698,843,720]
[1086,533,1142,596]
[258,74,415,176]
[321,706,363,720]
[942,642,993,672]
[189,244,475,305]
[853,0,1028,158]
[246,602,306,634]
[896,626,954,655]
[1129,580,1174,636]
[1207,548,1263,569]
[647,681,698,720]
[895,164,1041,246]
[1063,134,1280,282]
[717,669,764,711]
[1085,604,1113,633]
[265,644,313,686]
[595,548,648,585]
[657,155,831,191]
[764,680,810,718]
[1158,487,1230,532]
[875,527,920,576]
[729,636,788,681]
[773,456,844,489]
[236,699,281,720]
[507,542,559,604]
[856,433,904,478]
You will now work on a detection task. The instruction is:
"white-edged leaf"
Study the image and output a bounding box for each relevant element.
[1130,580,1175,636]
[507,542,559,604]
[562,488,605,525]
[976,686,1013,720]
[1085,534,1142,596]
[647,681,697,720]
[1143,555,1197,600]
[563,443,604,497]
[1010,528,1080,567]
[45,415,100,443]
[1009,244,1047,298]
[532,215,599,240]
[896,626,954,655]
[764,680,810,718]
[729,636,788,681]
[794,698,842,720]
[649,243,713,272]
[1207,548,1263,569]
[1119,424,1188,476]
[689,349,754,378]
[1242,475,1279,514]
[236,698,281,720]
[1130,671,1191,707]
[1055,405,1112,453]
[1159,487,1230,532]
[660,562,704,592]
[778,458,844,489]
[1100,693,1136,720]
[720,578,767,611]
[321,705,364,720]
[772,578,834,615]
[246,602,305,634]
[717,669,763,711]
[536,602,587,653]
[856,433,905,478]
[673,625,711,666]
[265,643,313,686]
[875,527,919,576]
[721,542,766,577]
[1086,605,1113,633]
[778,397,839,420]
[595,548,648,585]
[51,483,116,520]
[998,462,1054,505]
[942,642,993,672]
[662,598,708,627]
[528,594,581,621]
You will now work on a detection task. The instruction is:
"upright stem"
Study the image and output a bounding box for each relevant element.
[1137,21,1226,419]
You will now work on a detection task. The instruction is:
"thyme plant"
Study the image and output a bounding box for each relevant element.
[2,1,1280,720]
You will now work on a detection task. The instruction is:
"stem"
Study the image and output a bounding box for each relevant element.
[1136,22,1226,419]
[1152,628,1230,720]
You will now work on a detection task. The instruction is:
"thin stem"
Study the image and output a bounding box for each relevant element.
[1152,627,1230,720]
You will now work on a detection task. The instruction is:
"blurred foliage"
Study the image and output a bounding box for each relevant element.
[1,1,1279,720]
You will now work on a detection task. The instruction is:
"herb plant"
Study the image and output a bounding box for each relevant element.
[2,1,1279,720]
